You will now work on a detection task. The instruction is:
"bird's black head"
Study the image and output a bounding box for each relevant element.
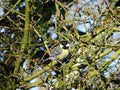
[60,41,70,49]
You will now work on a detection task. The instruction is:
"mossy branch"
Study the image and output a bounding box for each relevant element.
[101,49,120,72]
[13,0,30,74]
[20,60,58,85]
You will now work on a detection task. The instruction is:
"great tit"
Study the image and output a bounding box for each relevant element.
[43,41,70,63]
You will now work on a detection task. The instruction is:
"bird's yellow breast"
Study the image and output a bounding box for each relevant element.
[57,49,69,60]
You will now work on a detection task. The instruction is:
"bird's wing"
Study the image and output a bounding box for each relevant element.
[50,45,62,57]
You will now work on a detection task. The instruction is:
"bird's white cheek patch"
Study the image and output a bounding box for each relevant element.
[60,44,63,48]
[66,43,70,47]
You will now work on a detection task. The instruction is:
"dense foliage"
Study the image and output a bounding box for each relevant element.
[0,0,120,89]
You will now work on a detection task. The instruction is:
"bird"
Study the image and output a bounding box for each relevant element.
[42,41,70,64]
